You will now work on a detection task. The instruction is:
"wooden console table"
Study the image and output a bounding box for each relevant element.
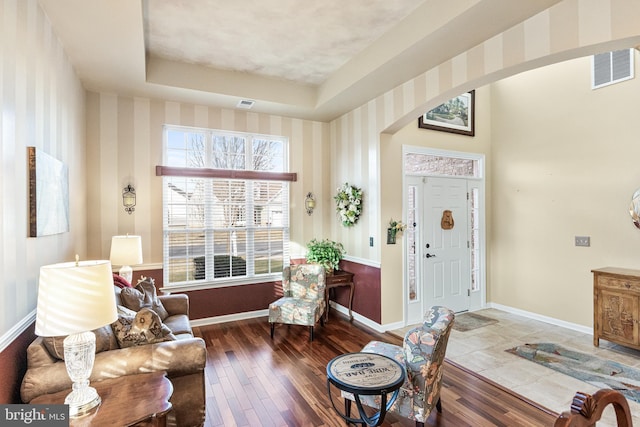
[325,270,354,322]
[593,267,640,350]
[31,371,173,426]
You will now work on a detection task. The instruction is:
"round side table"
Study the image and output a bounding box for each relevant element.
[326,352,405,427]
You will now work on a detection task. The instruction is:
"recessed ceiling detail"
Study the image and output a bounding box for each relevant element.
[143,0,425,86]
[38,0,564,121]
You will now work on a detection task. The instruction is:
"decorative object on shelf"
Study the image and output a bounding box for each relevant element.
[35,256,117,418]
[418,90,475,136]
[110,234,143,283]
[306,238,346,273]
[441,209,454,230]
[122,184,136,214]
[305,192,316,215]
[387,218,407,244]
[334,182,363,227]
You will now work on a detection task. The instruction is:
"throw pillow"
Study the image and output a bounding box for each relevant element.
[119,277,169,320]
[42,324,119,361]
[112,273,132,289]
[111,305,176,349]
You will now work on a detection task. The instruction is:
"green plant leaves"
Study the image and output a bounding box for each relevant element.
[305,238,345,271]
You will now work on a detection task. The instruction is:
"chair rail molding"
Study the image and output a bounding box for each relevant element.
[0,310,36,353]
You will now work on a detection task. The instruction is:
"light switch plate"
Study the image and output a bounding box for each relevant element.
[575,236,590,247]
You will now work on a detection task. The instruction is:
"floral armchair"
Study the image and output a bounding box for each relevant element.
[269,264,326,341]
[344,306,455,426]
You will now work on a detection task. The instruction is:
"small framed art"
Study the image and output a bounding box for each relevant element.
[418,90,475,136]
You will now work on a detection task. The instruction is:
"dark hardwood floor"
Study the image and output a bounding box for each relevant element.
[194,313,558,427]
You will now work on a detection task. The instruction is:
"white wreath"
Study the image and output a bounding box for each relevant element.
[334,183,363,227]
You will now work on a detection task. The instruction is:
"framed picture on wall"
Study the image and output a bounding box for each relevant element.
[418,90,475,136]
[28,147,70,237]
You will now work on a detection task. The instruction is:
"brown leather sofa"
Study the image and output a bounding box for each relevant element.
[20,287,206,427]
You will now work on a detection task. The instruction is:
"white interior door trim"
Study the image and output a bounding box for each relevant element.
[402,145,486,325]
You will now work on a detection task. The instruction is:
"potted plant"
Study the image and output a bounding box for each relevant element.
[305,238,346,273]
[387,218,407,244]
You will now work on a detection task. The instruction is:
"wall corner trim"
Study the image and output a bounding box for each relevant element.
[0,310,36,353]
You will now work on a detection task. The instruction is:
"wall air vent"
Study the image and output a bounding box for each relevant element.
[236,99,255,109]
[592,49,634,89]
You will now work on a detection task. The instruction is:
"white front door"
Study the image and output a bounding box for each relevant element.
[423,177,470,313]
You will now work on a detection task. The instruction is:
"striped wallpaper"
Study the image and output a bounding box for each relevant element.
[0,0,85,345]
[85,94,330,265]
[3,0,640,342]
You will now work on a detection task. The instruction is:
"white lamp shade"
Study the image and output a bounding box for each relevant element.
[35,260,117,337]
[109,235,143,266]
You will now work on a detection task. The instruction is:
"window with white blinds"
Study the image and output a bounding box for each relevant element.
[592,49,634,89]
[162,126,289,288]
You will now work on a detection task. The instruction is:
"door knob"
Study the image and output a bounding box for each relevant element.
[426,253,436,258]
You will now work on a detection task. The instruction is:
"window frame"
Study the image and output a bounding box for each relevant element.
[160,125,292,292]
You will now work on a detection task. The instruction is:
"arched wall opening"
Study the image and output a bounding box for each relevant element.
[381,44,640,332]
[330,0,640,327]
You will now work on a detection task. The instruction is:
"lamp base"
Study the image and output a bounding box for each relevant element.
[119,265,133,284]
[65,386,101,417]
[63,331,101,418]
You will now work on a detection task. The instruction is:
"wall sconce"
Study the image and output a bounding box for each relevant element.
[305,192,316,215]
[122,184,136,214]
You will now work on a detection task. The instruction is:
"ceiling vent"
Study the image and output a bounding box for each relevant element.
[236,99,255,109]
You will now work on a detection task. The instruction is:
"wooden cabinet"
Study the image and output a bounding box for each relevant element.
[593,267,640,349]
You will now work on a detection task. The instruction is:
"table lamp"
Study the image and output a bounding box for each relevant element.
[109,235,143,283]
[35,257,117,417]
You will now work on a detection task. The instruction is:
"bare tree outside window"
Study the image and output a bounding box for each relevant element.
[163,127,288,286]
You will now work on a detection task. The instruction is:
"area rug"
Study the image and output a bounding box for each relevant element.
[506,343,640,404]
[452,311,498,332]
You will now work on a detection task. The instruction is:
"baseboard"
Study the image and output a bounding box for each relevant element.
[189,309,269,327]
[487,303,592,335]
[189,302,392,336]
[188,302,592,337]
[327,302,395,333]
[382,320,405,332]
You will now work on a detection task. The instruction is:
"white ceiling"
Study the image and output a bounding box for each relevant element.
[144,0,424,86]
[37,0,562,121]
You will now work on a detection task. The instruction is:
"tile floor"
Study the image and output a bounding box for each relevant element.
[396,308,640,427]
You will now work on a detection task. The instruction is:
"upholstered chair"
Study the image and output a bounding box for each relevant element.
[344,306,455,426]
[269,264,326,341]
